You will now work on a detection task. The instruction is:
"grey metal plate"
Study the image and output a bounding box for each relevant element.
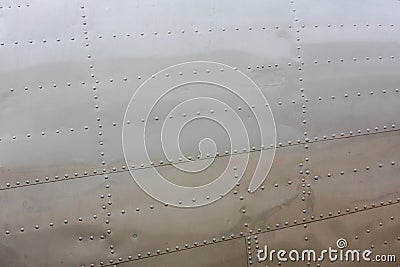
[0,175,112,267]
[298,19,400,141]
[0,1,100,188]
[92,143,308,266]
[0,0,399,266]
[300,130,400,219]
[79,0,303,174]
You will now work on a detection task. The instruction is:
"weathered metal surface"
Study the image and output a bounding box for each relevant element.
[0,0,399,266]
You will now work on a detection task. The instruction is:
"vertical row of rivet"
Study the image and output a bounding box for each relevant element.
[290,0,311,222]
[290,0,313,235]
[79,4,114,266]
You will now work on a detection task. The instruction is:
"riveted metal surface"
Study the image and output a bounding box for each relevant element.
[116,237,247,267]
[299,130,400,219]
[0,0,399,266]
[96,64,303,171]
[0,175,114,267]
[295,0,400,141]
[79,0,303,173]
[86,143,307,266]
[299,48,400,141]
[248,203,400,266]
[0,47,101,187]
[0,1,102,188]
[0,1,89,90]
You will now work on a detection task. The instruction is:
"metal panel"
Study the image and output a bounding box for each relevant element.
[0,0,399,266]
[299,130,400,219]
[79,0,304,172]
[0,1,100,188]
[0,175,113,267]
[297,6,400,140]
[91,143,308,266]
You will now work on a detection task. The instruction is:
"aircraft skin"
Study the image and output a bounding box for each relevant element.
[0,0,399,266]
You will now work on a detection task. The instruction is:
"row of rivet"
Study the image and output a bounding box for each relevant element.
[304,159,397,183]
[1,126,397,191]
[1,21,398,46]
[0,123,119,142]
[2,62,284,96]
[4,214,106,235]
[5,56,397,95]
[300,156,398,204]
[279,88,400,107]
[313,88,400,102]
[302,23,400,28]
[292,0,311,208]
[0,111,395,147]
[0,24,284,48]
[82,4,116,261]
[310,55,397,64]
[0,4,30,9]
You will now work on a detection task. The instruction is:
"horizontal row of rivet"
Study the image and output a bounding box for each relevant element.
[2,22,398,47]
[302,125,397,139]
[293,55,399,69]
[0,37,80,46]
[0,123,119,142]
[0,126,397,190]
[312,88,400,102]
[2,55,396,95]
[0,25,281,47]
[0,4,30,9]
[1,62,284,95]
[279,88,399,107]
[302,160,397,179]
[4,216,110,236]
[299,23,400,29]
[307,55,398,64]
